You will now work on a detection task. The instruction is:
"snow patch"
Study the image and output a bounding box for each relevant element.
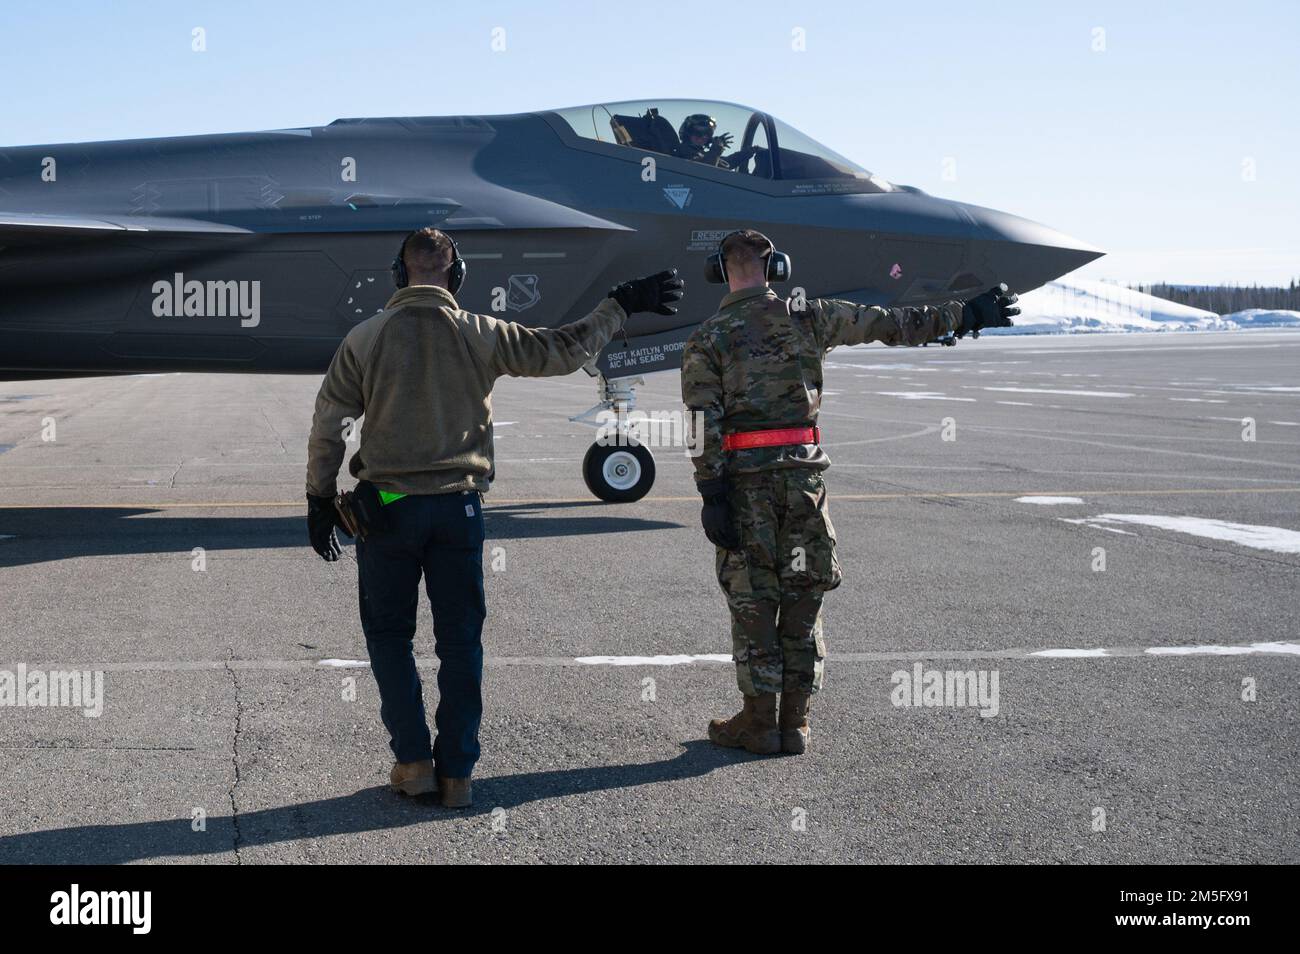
[984,279,1230,335]
[1221,309,1300,329]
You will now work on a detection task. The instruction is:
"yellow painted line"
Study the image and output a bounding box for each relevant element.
[3,487,1300,510]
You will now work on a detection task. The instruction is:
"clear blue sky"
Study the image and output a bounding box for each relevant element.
[3,0,1296,285]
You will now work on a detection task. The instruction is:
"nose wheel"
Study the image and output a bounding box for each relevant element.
[582,441,656,503]
[571,370,659,503]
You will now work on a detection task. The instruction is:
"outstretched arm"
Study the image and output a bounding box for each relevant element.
[805,297,964,349]
[805,284,1019,349]
[488,299,627,378]
[489,269,685,378]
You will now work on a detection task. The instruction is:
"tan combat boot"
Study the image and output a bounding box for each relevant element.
[708,693,780,754]
[779,691,811,755]
[439,776,472,809]
[389,759,436,796]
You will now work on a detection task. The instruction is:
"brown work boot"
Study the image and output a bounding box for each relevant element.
[439,776,472,809]
[779,691,812,754]
[389,759,436,796]
[708,693,780,754]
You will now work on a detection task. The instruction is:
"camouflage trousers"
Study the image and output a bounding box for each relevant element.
[714,469,843,696]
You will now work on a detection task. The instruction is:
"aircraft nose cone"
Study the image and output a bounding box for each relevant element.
[956,202,1104,291]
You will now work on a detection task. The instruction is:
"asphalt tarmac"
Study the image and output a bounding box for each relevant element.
[1,330,1297,863]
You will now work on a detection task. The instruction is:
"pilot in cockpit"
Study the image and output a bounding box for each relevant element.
[672,114,734,167]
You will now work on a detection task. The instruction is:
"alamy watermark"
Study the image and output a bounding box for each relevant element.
[152,273,260,327]
[595,408,704,456]
[50,884,150,934]
[890,662,999,717]
[0,665,104,717]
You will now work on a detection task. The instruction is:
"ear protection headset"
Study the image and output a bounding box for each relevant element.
[392,230,467,295]
[705,230,793,284]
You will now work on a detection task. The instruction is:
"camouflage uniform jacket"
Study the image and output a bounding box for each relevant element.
[681,285,962,483]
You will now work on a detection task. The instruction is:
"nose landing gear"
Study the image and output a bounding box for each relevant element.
[571,372,657,503]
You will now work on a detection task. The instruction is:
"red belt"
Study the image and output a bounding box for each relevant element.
[722,426,820,452]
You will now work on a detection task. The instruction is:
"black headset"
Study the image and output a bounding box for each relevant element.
[392,230,467,295]
[705,229,792,284]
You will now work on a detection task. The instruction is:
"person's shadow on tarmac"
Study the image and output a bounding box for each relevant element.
[0,503,682,569]
[0,741,750,864]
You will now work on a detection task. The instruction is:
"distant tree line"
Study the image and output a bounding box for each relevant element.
[1126,280,1300,314]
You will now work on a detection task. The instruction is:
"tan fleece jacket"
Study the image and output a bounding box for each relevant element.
[306,285,626,497]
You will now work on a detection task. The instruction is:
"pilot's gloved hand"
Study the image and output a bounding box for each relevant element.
[608,269,685,317]
[697,477,739,550]
[306,493,342,562]
[959,284,1019,337]
[714,133,734,151]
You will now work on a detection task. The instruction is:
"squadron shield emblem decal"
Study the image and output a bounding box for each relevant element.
[505,274,541,312]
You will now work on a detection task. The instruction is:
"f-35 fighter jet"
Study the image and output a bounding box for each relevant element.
[0,98,1101,501]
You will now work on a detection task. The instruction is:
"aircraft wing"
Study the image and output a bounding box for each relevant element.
[1,182,635,243]
[0,211,253,243]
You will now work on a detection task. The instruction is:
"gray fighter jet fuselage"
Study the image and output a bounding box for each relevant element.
[0,98,1101,499]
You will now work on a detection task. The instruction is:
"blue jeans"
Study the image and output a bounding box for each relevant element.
[355,491,486,778]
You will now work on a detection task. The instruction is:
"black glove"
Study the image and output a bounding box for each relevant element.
[306,493,342,562]
[608,269,685,317]
[697,477,739,550]
[959,283,1019,337]
[713,133,734,151]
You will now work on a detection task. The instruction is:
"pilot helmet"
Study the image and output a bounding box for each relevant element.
[679,114,717,145]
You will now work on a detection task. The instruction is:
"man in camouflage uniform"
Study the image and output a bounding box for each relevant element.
[681,229,1018,755]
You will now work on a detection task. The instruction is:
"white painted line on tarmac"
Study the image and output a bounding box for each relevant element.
[1061,514,1300,554]
[982,387,1134,398]
[874,392,975,402]
[574,654,733,666]
[9,643,1299,674]
[1145,642,1300,657]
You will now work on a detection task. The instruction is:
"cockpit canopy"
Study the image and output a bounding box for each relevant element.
[552,99,893,190]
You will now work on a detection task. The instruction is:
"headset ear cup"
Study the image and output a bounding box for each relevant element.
[448,258,467,296]
[705,252,726,284]
[767,251,792,283]
[444,235,466,296]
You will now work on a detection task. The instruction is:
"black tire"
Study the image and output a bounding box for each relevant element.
[582,440,655,503]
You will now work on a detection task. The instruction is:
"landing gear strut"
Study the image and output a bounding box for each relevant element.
[571,372,656,503]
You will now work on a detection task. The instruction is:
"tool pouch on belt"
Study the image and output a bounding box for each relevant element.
[333,481,385,542]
